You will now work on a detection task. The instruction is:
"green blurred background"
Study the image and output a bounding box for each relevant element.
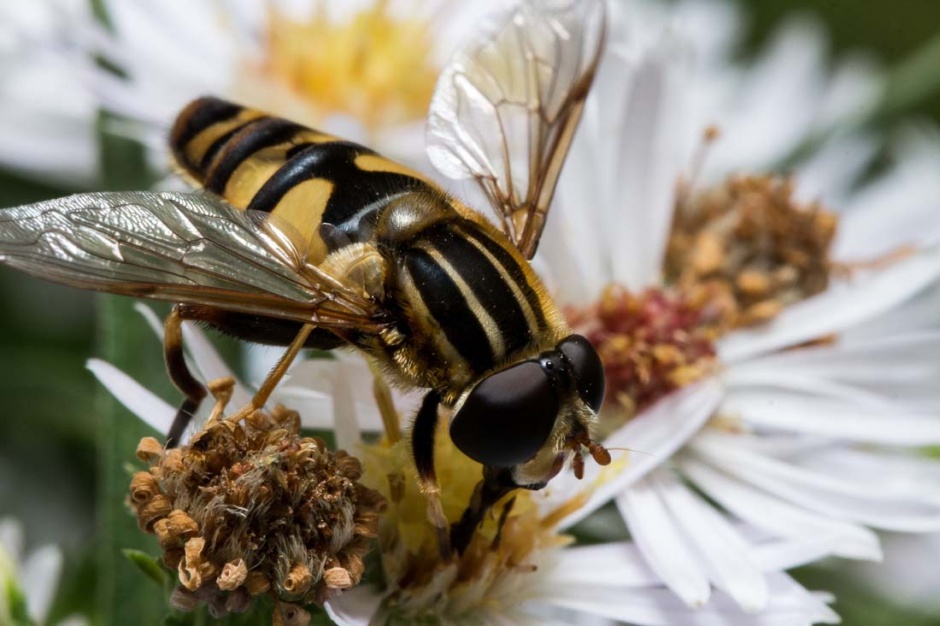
[0,0,939,624]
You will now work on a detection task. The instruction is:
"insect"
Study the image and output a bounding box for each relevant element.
[0,0,608,550]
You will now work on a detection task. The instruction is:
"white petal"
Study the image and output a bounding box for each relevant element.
[21,545,62,624]
[649,471,768,612]
[705,16,828,177]
[606,37,689,290]
[717,250,940,363]
[723,390,940,446]
[724,365,895,409]
[87,359,176,435]
[692,432,940,532]
[835,127,940,259]
[738,332,940,387]
[793,132,877,207]
[680,455,882,560]
[541,572,837,625]
[180,322,251,408]
[845,282,940,340]
[542,379,723,529]
[270,386,334,429]
[0,519,23,563]
[287,357,389,433]
[325,585,383,626]
[330,364,362,450]
[617,474,711,608]
[750,534,836,573]
[543,541,659,588]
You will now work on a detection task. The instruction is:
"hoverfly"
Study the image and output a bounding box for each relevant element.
[0,0,608,550]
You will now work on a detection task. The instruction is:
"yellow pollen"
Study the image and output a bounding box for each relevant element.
[244,1,439,132]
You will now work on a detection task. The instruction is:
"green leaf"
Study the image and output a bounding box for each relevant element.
[5,577,37,626]
[123,550,166,587]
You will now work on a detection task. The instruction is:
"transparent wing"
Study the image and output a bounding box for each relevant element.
[0,191,383,330]
[427,0,605,259]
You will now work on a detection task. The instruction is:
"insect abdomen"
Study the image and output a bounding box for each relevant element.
[170,97,433,255]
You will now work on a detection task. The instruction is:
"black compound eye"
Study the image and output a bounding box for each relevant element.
[559,334,606,412]
[450,361,559,467]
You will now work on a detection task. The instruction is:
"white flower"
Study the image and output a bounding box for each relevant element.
[535,0,940,617]
[0,518,86,626]
[89,0,503,170]
[0,0,98,185]
[88,316,837,625]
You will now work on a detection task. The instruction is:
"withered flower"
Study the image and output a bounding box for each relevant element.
[128,378,386,620]
[666,174,838,331]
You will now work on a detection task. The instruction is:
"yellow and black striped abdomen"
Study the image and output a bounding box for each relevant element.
[170,96,435,262]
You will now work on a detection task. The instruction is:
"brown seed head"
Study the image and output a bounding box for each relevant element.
[666,174,838,331]
[128,382,386,618]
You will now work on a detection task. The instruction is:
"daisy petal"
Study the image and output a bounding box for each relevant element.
[717,250,940,363]
[542,572,837,625]
[132,303,251,408]
[617,474,711,608]
[270,386,334,429]
[544,541,659,589]
[21,544,63,624]
[724,366,894,409]
[0,519,24,564]
[325,585,384,626]
[724,391,940,446]
[649,471,768,612]
[607,37,689,290]
[738,332,940,387]
[692,432,940,532]
[87,359,175,434]
[680,455,882,560]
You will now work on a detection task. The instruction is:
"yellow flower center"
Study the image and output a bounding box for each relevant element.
[358,422,570,625]
[241,1,439,132]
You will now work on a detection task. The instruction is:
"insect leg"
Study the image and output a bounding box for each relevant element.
[247,324,315,411]
[412,390,452,560]
[164,305,207,448]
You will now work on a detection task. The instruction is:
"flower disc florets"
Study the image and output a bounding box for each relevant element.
[358,424,568,625]
[667,174,838,330]
[128,378,386,619]
[567,285,719,420]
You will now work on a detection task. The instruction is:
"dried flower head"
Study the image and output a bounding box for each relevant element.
[666,174,838,330]
[567,285,719,421]
[358,423,568,625]
[129,378,386,620]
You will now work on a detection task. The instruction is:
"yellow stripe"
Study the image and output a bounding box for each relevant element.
[422,243,506,359]
[269,178,335,264]
[461,233,541,334]
[355,153,432,182]
[221,144,291,209]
